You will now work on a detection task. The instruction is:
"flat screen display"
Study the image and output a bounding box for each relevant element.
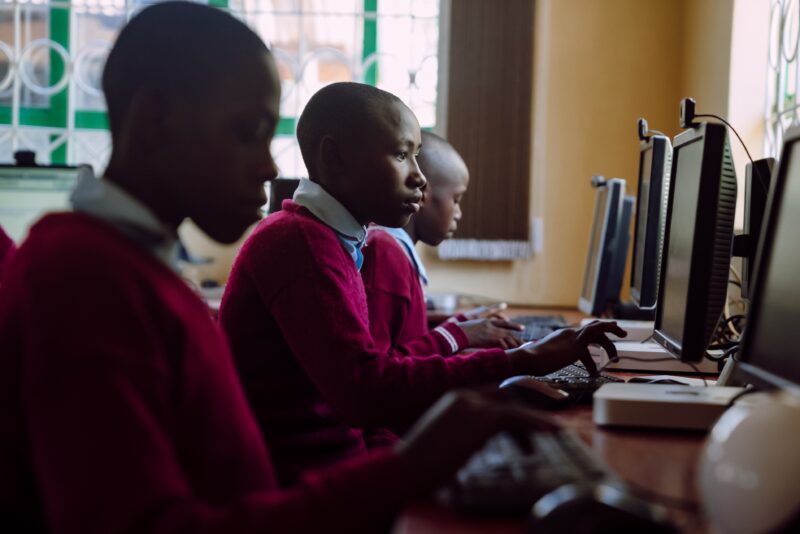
[658,138,703,346]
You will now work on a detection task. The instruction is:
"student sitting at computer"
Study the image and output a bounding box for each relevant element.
[0,4,571,533]
[219,81,624,486]
[362,131,523,354]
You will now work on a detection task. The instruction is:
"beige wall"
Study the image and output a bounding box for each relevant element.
[424,0,693,307]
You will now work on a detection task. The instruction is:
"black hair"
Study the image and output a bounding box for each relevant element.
[418,130,467,189]
[296,82,403,177]
[102,1,267,140]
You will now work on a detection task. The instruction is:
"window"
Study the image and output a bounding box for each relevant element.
[766,0,800,156]
[0,0,440,177]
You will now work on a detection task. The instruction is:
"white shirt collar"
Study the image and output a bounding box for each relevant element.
[70,167,179,268]
[292,178,367,243]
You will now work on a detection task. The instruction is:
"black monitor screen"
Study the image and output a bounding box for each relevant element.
[658,138,703,345]
[581,186,608,302]
[740,141,800,388]
[631,147,652,292]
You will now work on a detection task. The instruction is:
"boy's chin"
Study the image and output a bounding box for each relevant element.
[375,213,413,229]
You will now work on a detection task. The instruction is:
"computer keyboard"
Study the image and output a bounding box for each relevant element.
[537,363,624,403]
[445,430,614,514]
[512,314,569,341]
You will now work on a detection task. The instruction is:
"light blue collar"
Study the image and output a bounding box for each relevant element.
[293,179,367,270]
[70,167,180,269]
[377,226,428,286]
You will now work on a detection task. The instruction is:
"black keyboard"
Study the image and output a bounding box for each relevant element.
[536,363,624,403]
[445,430,614,514]
[511,314,568,341]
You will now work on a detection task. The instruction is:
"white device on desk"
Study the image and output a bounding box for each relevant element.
[592,383,743,430]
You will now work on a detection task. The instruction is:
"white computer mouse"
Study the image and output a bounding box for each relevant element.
[699,390,800,534]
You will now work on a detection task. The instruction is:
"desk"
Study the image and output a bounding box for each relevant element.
[395,307,710,533]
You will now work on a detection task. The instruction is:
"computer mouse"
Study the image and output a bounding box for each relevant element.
[499,375,571,409]
[528,483,676,533]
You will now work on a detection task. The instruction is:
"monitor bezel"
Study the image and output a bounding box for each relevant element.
[735,126,800,392]
[578,178,625,316]
[630,134,672,309]
[653,122,736,362]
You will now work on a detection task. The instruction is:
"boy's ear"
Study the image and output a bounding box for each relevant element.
[319,135,346,177]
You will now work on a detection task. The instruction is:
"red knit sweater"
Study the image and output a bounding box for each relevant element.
[0,213,421,534]
[361,227,453,354]
[0,225,16,282]
[220,201,512,485]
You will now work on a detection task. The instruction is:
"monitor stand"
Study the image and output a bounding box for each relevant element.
[613,301,656,321]
[590,341,720,374]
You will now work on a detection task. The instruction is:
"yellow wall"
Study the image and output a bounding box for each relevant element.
[423,0,695,307]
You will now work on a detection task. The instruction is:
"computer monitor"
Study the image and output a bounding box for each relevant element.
[653,122,737,362]
[630,134,672,309]
[735,127,800,391]
[740,158,774,299]
[0,165,81,243]
[578,178,634,316]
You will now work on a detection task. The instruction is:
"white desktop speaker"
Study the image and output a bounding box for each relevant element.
[699,390,800,534]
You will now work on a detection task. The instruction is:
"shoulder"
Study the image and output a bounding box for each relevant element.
[362,228,417,294]
[22,212,152,279]
[231,201,356,289]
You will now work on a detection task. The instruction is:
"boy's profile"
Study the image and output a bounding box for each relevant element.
[220,82,624,485]
[0,3,557,532]
[362,131,525,355]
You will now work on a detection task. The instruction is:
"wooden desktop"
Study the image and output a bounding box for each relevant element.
[394,307,711,534]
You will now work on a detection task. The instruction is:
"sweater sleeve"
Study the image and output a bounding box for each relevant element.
[365,282,467,356]
[268,264,513,429]
[14,244,421,534]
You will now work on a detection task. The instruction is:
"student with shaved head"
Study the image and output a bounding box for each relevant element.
[220,83,625,486]
[0,3,569,532]
[362,131,526,357]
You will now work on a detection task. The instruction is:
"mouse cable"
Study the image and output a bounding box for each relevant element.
[619,478,700,512]
[695,113,769,194]
[706,344,740,363]
[726,384,759,408]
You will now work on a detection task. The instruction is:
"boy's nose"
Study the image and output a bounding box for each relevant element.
[262,153,279,183]
[410,164,427,190]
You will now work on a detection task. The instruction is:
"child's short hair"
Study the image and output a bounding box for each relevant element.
[296,82,403,177]
[102,1,266,139]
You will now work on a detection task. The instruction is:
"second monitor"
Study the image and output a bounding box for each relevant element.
[653,121,737,363]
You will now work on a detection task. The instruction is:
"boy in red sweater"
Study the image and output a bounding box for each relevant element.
[0,3,559,532]
[362,131,524,353]
[220,82,625,485]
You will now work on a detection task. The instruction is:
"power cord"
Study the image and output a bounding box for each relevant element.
[695,113,769,194]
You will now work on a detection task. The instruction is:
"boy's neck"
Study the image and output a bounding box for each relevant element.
[104,160,183,234]
[402,221,418,244]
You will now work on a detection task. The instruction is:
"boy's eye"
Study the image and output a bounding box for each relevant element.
[235,118,272,144]
[396,152,408,162]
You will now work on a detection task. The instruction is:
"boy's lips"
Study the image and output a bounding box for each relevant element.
[403,194,423,213]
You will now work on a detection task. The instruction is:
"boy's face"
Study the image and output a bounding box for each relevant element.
[338,101,426,227]
[167,51,280,244]
[414,170,469,246]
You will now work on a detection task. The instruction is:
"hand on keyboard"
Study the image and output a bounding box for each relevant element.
[506,320,627,377]
[396,389,558,494]
[456,317,525,349]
